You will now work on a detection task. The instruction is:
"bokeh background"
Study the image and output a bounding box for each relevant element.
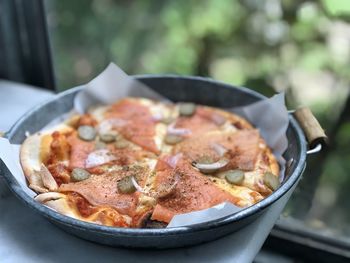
[45,0,350,243]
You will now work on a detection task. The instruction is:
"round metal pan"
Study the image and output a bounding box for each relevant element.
[1,76,307,248]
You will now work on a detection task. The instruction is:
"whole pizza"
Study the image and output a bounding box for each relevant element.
[20,97,280,228]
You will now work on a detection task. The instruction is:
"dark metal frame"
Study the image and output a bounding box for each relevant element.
[261,222,350,262]
[0,0,55,90]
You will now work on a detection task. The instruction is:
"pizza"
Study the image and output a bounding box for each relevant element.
[20,97,280,228]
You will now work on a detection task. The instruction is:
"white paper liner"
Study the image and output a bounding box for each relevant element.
[231,93,289,181]
[167,202,243,228]
[74,63,167,113]
[0,138,36,197]
[0,62,289,228]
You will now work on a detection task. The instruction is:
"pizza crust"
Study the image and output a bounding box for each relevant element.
[20,124,73,191]
[35,191,133,226]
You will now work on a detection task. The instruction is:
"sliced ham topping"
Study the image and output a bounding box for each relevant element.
[59,165,150,220]
[165,153,183,168]
[105,99,159,154]
[173,107,219,138]
[60,174,138,217]
[68,130,154,172]
[67,133,95,169]
[196,107,226,125]
[151,157,243,223]
[173,129,261,171]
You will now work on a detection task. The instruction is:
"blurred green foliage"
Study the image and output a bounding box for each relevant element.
[45,0,350,241]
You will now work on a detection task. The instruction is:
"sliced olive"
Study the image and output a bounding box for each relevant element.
[71,168,91,182]
[115,139,129,149]
[99,133,116,143]
[179,102,196,116]
[196,155,215,164]
[164,134,183,145]
[263,172,280,191]
[95,141,107,150]
[223,170,245,185]
[78,125,96,141]
[117,176,136,194]
[161,116,175,125]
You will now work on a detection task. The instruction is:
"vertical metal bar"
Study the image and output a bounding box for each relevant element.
[0,0,56,91]
[0,0,24,82]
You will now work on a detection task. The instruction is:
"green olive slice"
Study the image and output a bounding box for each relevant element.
[71,168,91,182]
[117,176,136,194]
[99,133,116,143]
[223,170,245,185]
[78,125,97,141]
[161,116,175,125]
[263,172,280,191]
[164,134,183,145]
[196,155,215,164]
[115,139,129,149]
[179,102,196,116]
[95,141,107,150]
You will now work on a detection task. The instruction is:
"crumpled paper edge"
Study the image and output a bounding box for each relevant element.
[0,138,36,197]
[167,202,243,228]
[231,93,289,181]
[74,63,168,113]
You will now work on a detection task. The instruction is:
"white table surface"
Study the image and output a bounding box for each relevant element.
[0,80,290,263]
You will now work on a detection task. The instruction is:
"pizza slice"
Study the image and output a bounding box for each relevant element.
[20,97,280,228]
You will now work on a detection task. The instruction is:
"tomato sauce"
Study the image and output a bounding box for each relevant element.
[47,162,71,185]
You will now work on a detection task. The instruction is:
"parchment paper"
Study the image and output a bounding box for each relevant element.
[0,138,36,197]
[167,202,243,228]
[0,62,289,228]
[74,63,167,113]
